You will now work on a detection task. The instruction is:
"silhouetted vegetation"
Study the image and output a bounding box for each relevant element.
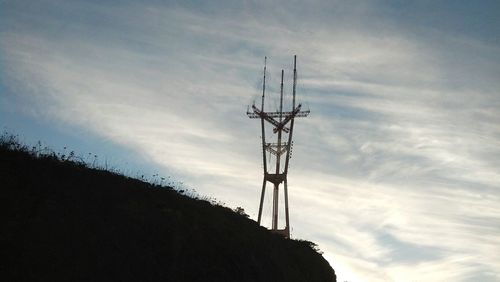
[1,133,336,282]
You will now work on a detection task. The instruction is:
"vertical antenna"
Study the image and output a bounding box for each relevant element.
[279,69,284,122]
[284,56,297,175]
[293,55,297,109]
[276,69,284,175]
[261,58,268,173]
[257,57,268,225]
[262,57,266,109]
[272,69,285,230]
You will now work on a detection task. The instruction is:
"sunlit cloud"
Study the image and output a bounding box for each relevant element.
[1,1,500,281]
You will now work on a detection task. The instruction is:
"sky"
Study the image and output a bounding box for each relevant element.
[1,1,500,281]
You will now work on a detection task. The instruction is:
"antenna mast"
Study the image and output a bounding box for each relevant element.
[247,55,309,238]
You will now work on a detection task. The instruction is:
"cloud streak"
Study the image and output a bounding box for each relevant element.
[2,1,500,281]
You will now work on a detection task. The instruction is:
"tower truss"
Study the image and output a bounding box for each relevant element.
[247,55,309,238]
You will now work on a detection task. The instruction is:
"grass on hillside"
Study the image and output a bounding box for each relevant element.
[0,132,336,282]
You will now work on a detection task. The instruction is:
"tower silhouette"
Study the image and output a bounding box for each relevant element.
[247,55,309,238]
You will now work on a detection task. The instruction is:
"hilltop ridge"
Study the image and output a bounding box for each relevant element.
[0,136,336,282]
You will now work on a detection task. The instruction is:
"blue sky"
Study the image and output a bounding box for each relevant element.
[1,1,500,281]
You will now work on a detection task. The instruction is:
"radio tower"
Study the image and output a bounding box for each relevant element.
[247,55,310,238]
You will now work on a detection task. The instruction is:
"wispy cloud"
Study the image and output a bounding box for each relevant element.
[1,1,500,281]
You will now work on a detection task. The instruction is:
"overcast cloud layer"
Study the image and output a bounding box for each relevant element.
[1,1,500,281]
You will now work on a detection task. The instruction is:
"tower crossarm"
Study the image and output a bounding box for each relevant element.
[272,104,309,133]
[265,142,289,156]
[247,110,309,118]
[247,104,291,133]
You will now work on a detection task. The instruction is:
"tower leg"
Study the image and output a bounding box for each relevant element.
[257,178,267,225]
[284,179,290,238]
[272,183,279,230]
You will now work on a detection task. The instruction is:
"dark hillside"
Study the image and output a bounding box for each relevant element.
[0,137,336,282]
